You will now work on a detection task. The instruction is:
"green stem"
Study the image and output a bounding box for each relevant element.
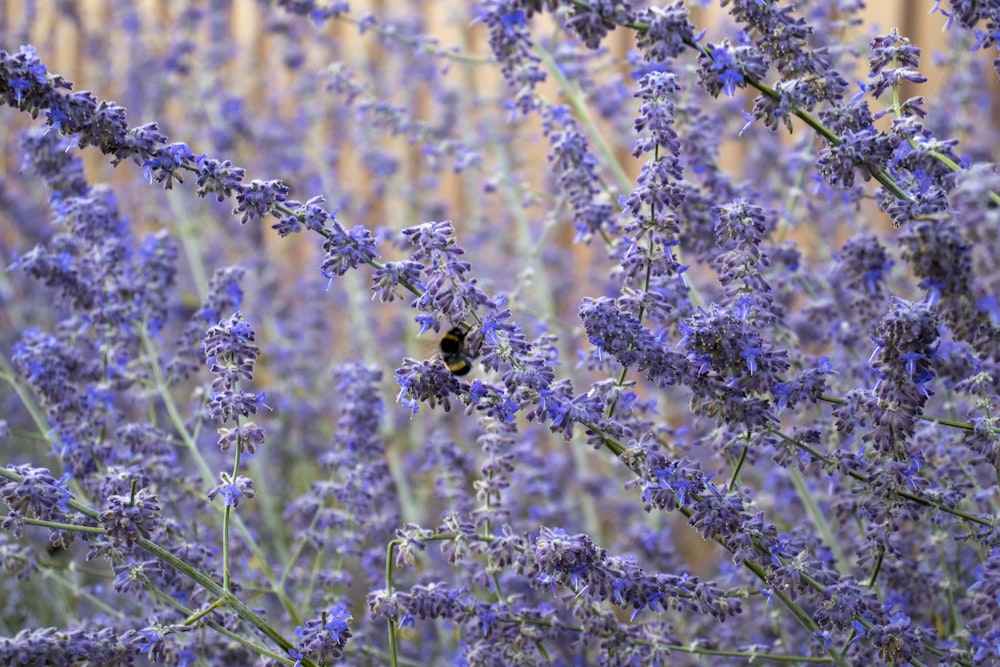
[534,45,634,196]
[137,324,302,625]
[729,440,749,491]
[787,467,849,576]
[0,466,312,667]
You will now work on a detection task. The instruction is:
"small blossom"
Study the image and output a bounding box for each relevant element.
[216,422,265,454]
[203,312,259,392]
[207,472,256,507]
[564,0,635,50]
[320,220,379,279]
[232,178,290,224]
[635,3,696,61]
[143,142,195,190]
[0,465,72,524]
[98,488,161,548]
[698,39,767,98]
[371,260,424,302]
[195,156,247,202]
[293,605,353,663]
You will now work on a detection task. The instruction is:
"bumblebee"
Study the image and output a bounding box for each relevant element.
[440,327,474,376]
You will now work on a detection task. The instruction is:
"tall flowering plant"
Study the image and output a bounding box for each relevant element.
[1,1,999,665]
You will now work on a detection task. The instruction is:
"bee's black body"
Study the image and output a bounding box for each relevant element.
[440,327,473,376]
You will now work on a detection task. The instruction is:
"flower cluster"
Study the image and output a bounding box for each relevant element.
[291,606,353,665]
[98,488,162,548]
[1,1,999,665]
[203,312,265,425]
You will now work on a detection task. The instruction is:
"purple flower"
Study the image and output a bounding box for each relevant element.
[98,488,161,547]
[564,0,636,50]
[635,3,696,62]
[868,29,927,98]
[865,299,939,459]
[232,178,290,224]
[143,142,195,190]
[207,473,256,507]
[320,220,379,280]
[474,1,545,112]
[402,220,489,323]
[395,357,466,414]
[544,107,617,240]
[203,312,268,425]
[632,70,682,160]
[371,260,425,302]
[295,605,351,662]
[122,624,166,660]
[0,627,135,664]
[698,39,767,98]
[0,465,73,527]
[195,156,247,202]
[203,312,259,391]
[167,266,247,381]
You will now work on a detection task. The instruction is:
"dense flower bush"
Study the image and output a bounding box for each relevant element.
[1,1,999,665]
